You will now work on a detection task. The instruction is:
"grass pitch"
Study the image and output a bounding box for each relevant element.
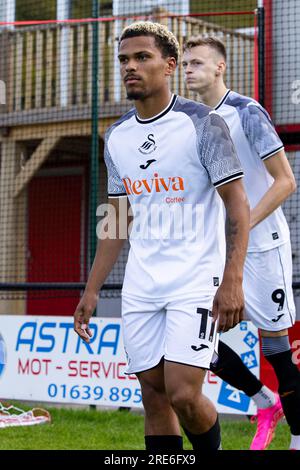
[0,405,290,450]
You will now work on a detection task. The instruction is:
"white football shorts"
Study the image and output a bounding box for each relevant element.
[121,293,219,374]
[244,241,296,331]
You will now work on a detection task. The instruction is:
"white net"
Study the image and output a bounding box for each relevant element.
[0,402,51,428]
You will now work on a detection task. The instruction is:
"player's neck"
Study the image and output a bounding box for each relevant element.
[198,83,228,109]
[135,89,173,120]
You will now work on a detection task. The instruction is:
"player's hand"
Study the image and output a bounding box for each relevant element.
[73,290,98,343]
[212,280,244,333]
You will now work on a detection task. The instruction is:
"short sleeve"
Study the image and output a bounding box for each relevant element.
[104,131,127,198]
[241,103,284,161]
[199,111,244,188]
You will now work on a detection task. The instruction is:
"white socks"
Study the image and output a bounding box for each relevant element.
[290,434,300,450]
[252,385,277,409]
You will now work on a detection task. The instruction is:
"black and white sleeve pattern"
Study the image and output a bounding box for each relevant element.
[199,111,244,188]
[104,131,127,198]
[241,103,284,161]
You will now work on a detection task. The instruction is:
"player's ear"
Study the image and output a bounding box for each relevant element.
[216,60,226,76]
[165,57,177,76]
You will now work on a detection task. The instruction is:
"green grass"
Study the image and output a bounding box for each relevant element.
[0,405,290,450]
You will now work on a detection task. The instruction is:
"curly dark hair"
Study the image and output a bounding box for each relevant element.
[119,21,180,63]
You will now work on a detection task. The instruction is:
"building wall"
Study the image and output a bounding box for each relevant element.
[112,0,189,15]
[272,0,300,125]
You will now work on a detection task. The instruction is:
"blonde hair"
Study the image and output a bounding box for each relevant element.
[119,21,180,63]
[183,36,227,61]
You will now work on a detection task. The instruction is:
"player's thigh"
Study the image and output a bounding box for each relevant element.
[164,360,207,402]
[164,294,218,372]
[244,243,295,331]
[121,295,166,374]
[136,358,166,395]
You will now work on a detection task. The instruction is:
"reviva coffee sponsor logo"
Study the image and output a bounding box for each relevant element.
[122,173,185,196]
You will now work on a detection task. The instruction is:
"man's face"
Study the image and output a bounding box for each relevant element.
[182,45,223,93]
[118,35,175,100]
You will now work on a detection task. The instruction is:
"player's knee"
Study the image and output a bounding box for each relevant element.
[139,379,168,410]
[168,387,200,416]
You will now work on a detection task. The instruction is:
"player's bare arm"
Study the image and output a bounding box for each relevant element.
[74,197,130,342]
[213,179,250,332]
[250,149,296,229]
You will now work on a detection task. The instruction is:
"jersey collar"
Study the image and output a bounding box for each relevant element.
[135,94,177,124]
[214,89,231,110]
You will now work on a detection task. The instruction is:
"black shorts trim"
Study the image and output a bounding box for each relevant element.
[124,356,164,375]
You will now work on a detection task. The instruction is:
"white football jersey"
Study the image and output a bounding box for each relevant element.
[215,90,289,252]
[104,94,243,299]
